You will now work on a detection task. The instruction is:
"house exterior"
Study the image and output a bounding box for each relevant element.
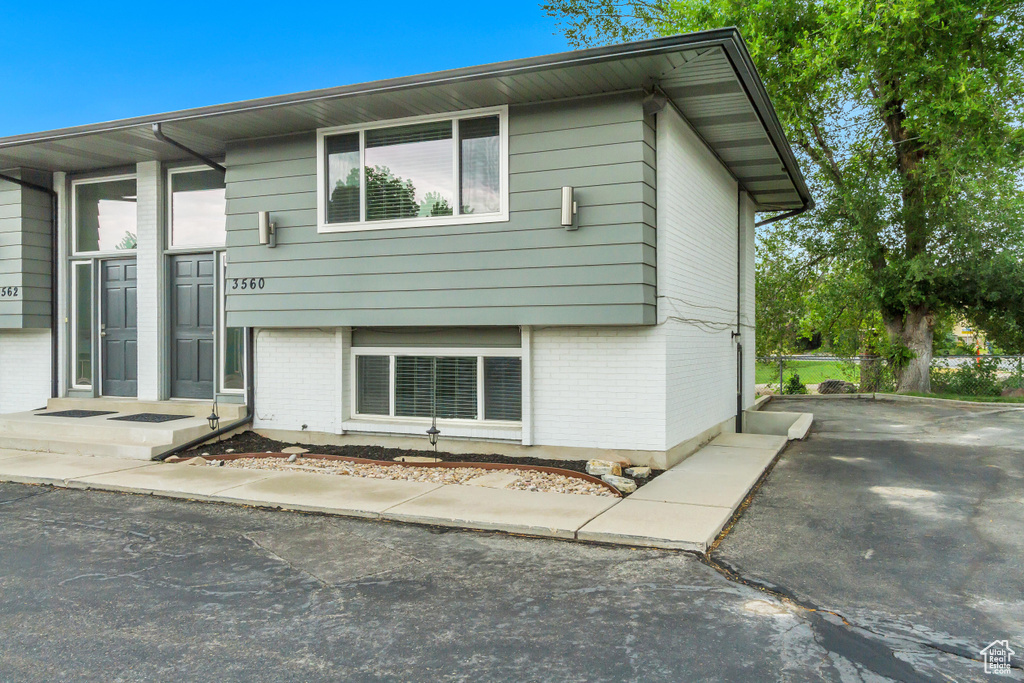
[0,30,811,467]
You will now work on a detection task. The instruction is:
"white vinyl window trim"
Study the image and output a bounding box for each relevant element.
[316,106,509,234]
[70,261,92,390]
[218,253,246,394]
[350,347,522,425]
[70,174,138,257]
[165,165,228,252]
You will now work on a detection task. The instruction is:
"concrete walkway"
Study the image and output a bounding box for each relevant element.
[0,432,789,551]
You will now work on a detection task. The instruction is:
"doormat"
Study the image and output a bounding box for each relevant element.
[108,413,190,423]
[35,410,117,418]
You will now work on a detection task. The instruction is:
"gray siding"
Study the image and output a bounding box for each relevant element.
[0,170,52,329]
[223,93,656,328]
[351,326,522,348]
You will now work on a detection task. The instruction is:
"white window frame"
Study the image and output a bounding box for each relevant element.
[70,174,139,257]
[218,253,246,394]
[351,347,522,426]
[165,165,228,252]
[70,260,93,390]
[316,106,509,234]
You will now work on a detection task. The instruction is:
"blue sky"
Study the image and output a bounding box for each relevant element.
[0,2,569,137]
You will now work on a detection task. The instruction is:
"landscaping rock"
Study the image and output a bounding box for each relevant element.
[281,446,309,455]
[625,466,651,479]
[465,472,520,489]
[819,379,857,394]
[1002,387,1024,398]
[182,457,207,466]
[287,453,298,463]
[601,474,637,493]
[220,456,616,497]
[586,460,622,477]
[225,448,235,453]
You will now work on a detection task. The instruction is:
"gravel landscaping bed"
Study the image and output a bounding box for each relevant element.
[184,431,662,479]
[179,431,664,495]
[216,456,616,497]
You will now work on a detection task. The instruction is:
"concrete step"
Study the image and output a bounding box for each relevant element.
[0,411,213,446]
[45,397,247,421]
[0,397,246,460]
[0,434,170,460]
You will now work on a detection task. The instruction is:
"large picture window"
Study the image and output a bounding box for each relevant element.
[318,107,508,232]
[353,351,521,423]
[73,177,137,254]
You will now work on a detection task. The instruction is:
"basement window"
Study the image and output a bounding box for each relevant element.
[317,107,508,233]
[353,351,521,423]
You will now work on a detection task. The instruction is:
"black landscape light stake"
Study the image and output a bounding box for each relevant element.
[207,396,220,431]
[426,357,440,452]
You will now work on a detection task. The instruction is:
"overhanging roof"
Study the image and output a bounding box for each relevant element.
[0,28,811,211]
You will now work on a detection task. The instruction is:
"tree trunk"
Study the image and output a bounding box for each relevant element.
[884,306,934,393]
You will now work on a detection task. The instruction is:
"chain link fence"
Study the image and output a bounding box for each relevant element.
[756,354,1024,398]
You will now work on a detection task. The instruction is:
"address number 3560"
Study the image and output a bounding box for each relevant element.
[230,278,266,291]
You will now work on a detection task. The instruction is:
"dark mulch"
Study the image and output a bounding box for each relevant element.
[181,430,664,485]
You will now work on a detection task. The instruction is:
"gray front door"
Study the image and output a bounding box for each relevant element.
[101,259,138,397]
[170,254,216,399]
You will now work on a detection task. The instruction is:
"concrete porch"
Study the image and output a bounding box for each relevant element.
[0,398,247,460]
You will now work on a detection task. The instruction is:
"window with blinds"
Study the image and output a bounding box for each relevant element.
[356,355,390,416]
[395,356,476,419]
[354,353,521,422]
[320,108,504,230]
[483,357,522,421]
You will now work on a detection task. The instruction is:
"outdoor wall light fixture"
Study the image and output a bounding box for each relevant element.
[207,397,220,431]
[427,358,440,451]
[561,186,578,230]
[258,211,276,248]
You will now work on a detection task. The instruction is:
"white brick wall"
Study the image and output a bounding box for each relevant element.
[135,161,162,400]
[531,326,666,451]
[657,106,743,447]
[741,193,756,408]
[253,328,342,433]
[0,330,51,413]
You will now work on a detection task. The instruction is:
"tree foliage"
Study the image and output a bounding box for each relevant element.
[545,0,1024,391]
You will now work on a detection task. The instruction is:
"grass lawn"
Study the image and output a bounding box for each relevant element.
[755,360,858,385]
[892,392,1024,404]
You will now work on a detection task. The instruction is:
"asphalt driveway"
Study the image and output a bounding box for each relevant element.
[727,397,1024,679]
[0,397,1021,681]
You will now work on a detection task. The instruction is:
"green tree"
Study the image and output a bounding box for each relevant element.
[116,231,137,251]
[421,191,454,217]
[365,166,419,221]
[544,0,1024,392]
